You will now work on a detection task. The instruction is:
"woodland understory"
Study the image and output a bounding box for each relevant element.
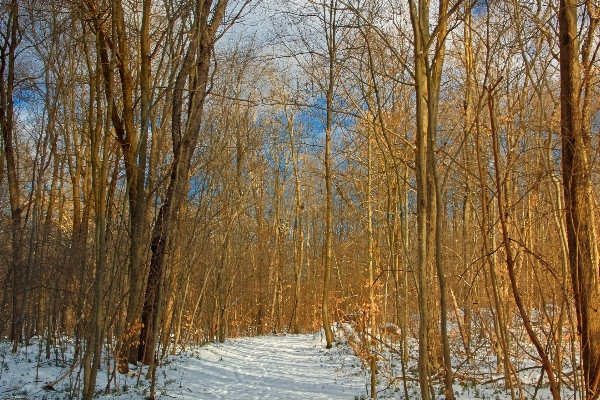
[1,0,599,399]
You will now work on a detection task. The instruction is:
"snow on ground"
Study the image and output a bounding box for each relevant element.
[0,333,370,399]
[155,333,367,399]
[0,330,576,399]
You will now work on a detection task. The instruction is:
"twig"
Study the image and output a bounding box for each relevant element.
[42,357,80,390]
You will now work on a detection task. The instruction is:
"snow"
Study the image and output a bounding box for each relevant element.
[0,329,577,399]
[160,333,366,399]
[0,333,369,399]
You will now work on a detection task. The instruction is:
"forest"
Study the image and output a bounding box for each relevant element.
[1,0,599,399]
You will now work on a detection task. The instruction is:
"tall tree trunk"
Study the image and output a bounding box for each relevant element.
[126,0,153,363]
[408,0,431,392]
[366,129,377,398]
[139,0,230,365]
[1,0,24,353]
[321,0,337,349]
[83,17,114,396]
[461,4,474,362]
[558,1,600,397]
[287,109,304,334]
[408,0,458,396]
[426,1,453,395]
[83,0,154,363]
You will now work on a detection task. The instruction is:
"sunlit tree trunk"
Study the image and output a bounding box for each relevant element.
[286,109,304,335]
[407,0,457,397]
[408,0,431,392]
[139,0,230,366]
[426,1,453,396]
[461,5,474,362]
[83,13,115,395]
[366,128,377,398]
[321,0,337,349]
[82,0,155,364]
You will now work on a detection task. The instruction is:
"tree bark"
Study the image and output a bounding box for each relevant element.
[0,0,25,353]
[407,0,430,392]
[407,0,458,397]
[558,0,600,397]
[83,0,154,363]
[321,0,337,349]
[287,109,304,335]
[138,0,230,365]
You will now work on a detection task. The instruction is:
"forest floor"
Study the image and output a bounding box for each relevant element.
[0,329,569,399]
[0,333,367,399]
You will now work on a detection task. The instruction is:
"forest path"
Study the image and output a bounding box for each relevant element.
[163,333,367,399]
[0,332,369,400]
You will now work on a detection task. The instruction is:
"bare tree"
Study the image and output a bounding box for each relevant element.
[407,0,460,397]
[0,0,24,353]
[139,0,252,366]
[558,0,600,397]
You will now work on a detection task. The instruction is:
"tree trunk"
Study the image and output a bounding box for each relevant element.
[139,0,229,365]
[426,0,453,395]
[409,4,431,393]
[82,0,154,364]
[287,109,304,334]
[407,0,456,396]
[0,0,25,353]
[558,1,600,397]
[367,130,377,398]
[321,0,337,349]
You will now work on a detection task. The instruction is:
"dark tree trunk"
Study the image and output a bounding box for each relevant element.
[0,0,25,353]
[558,0,600,397]
[138,0,229,364]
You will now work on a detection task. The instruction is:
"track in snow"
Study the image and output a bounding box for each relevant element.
[162,333,367,399]
[0,333,369,399]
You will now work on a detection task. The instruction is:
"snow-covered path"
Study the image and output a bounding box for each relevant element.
[0,333,369,399]
[0,331,570,399]
[162,334,366,399]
